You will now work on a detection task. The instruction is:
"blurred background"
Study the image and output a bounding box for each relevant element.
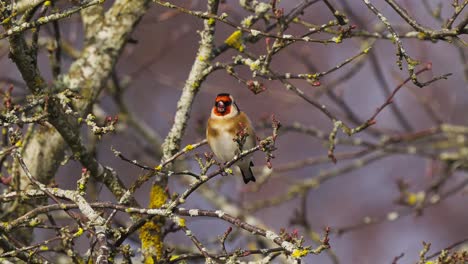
[1,0,467,263]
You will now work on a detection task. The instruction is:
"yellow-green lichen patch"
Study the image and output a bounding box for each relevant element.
[139,221,164,263]
[225,30,244,52]
[291,249,309,259]
[139,184,168,263]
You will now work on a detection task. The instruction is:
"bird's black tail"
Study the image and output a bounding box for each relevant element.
[240,161,256,184]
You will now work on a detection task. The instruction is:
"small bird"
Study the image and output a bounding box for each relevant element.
[206,93,256,183]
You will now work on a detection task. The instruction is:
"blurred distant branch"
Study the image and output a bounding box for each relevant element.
[246,152,387,211]
[110,72,163,157]
[362,64,450,130]
[249,120,468,214]
[334,173,468,235]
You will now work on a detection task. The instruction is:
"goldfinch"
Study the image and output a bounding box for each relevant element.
[206,93,256,184]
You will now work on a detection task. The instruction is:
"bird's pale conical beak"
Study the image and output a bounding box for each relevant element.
[216,101,226,113]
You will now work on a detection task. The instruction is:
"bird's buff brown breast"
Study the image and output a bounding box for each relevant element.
[207,112,254,140]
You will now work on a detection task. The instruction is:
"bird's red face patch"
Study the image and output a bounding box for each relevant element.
[213,94,232,116]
